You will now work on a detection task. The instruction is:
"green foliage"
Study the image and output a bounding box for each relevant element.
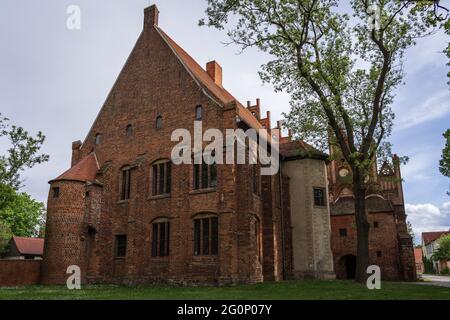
[0,113,49,190]
[200,0,446,178]
[0,183,46,253]
[441,267,450,275]
[440,129,450,196]
[423,256,435,274]
[433,234,450,261]
[407,221,416,245]
[0,221,12,256]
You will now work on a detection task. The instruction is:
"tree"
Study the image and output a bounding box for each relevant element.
[433,234,450,261]
[0,113,49,190]
[0,221,12,256]
[200,0,447,282]
[439,129,450,195]
[407,221,416,246]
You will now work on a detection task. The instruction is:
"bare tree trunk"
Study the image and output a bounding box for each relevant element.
[353,169,370,283]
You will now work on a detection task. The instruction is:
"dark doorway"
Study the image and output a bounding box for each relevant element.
[342,255,357,279]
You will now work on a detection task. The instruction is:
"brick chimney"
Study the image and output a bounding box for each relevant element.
[144,5,159,29]
[206,61,223,87]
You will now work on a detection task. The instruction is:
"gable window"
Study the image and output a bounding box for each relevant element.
[95,133,101,145]
[313,188,326,206]
[121,168,131,200]
[156,116,162,129]
[193,161,217,190]
[373,221,379,228]
[194,215,218,256]
[339,228,347,237]
[52,187,60,199]
[126,125,133,137]
[152,219,170,257]
[152,161,171,196]
[195,105,203,120]
[115,235,127,258]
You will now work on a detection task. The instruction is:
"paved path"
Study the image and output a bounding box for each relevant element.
[419,274,450,288]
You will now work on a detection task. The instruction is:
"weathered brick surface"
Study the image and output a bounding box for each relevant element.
[40,6,338,286]
[0,260,41,287]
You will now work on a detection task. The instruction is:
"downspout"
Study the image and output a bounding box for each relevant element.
[278,155,287,280]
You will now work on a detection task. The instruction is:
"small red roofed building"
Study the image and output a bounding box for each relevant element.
[4,236,44,260]
[422,230,450,274]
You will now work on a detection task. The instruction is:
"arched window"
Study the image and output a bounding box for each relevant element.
[156,116,162,129]
[193,213,218,256]
[195,105,203,120]
[126,124,133,137]
[95,133,101,145]
[152,217,170,257]
[152,160,171,196]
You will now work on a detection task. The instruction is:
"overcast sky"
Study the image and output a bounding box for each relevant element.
[0,0,449,243]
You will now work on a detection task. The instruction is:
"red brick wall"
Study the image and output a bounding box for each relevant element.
[331,212,401,280]
[42,24,271,285]
[0,260,41,287]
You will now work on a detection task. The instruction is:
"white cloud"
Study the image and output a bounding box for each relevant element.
[396,90,450,131]
[406,203,450,243]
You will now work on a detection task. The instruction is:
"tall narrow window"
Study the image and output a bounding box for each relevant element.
[115,235,127,258]
[195,105,203,120]
[193,215,218,256]
[121,168,131,200]
[152,161,172,196]
[95,133,101,145]
[152,219,170,257]
[193,161,217,190]
[313,188,326,206]
[156,116,162,129]
[126,124,133,137]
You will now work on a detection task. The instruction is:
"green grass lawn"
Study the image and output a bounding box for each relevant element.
[0,280,449,300]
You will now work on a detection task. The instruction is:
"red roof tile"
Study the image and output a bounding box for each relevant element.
[51,153,99,183]
[12,236,44,256]
[422,230,450,245]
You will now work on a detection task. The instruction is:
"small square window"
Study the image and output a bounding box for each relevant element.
[374,221,379,228]
[377,251,382,257]
[339,228,347,237]
[52,187,60,198]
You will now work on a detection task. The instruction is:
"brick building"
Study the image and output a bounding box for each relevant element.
[40,5,335,285]
[327,142,416,281]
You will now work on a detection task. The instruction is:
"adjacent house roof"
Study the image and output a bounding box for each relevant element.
[422,230,450,246]
[50,153,99,183]
[12,236,44,256]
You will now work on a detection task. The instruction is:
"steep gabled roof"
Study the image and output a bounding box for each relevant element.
[50,153,99,183]
[156,26,263,131]
[12,236,44,256]
[422,230,450,246]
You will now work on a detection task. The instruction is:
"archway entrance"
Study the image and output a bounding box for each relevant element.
[341,255,357,279]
